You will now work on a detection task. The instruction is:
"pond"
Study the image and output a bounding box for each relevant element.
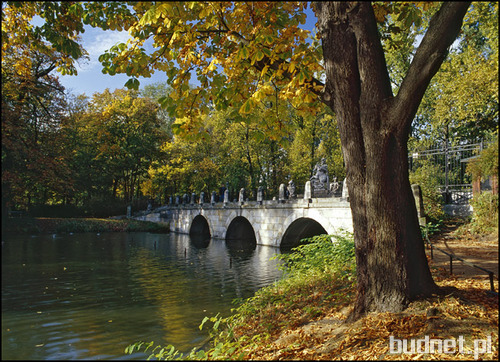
[1,232,283,360]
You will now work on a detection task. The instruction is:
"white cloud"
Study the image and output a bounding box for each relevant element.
[75,27,131,73]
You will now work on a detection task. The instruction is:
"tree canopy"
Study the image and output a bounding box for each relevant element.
[3,1,497,317]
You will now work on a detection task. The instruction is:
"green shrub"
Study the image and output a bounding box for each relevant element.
[2,216,39,234]
[81,197,132,218]
[277,231,355,277]
[469,192,498,234]
[409,160,445,222]
[28,197,151,219]
[28,204,81,218]
[29,218,169,234]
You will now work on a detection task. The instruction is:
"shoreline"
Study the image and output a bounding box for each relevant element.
[2,217,170,235]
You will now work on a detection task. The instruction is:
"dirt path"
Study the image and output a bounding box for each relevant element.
[426,223,499,282]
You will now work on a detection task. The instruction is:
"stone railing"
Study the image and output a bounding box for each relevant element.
[134,178,349,216]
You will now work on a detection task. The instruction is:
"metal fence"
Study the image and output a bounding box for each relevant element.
[408,141,487,204]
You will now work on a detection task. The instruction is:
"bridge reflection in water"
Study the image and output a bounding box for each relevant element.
[225,216,257,252]
[189,215,211,248]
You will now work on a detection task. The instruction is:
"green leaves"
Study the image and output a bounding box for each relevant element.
[277,231,355,276]
[250,49,265,65]
[138,4,164,26]
[411,2,498,145]
[124,78,140,90]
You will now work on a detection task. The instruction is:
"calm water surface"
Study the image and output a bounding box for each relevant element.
[1,232,283,360]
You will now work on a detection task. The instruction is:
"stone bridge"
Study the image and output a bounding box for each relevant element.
[134,196,353,250]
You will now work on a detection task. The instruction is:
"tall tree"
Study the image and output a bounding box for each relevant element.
[2,49,73,211]
[315,2,470,316]
[76,88,168,202]
[8,1,477,317]
[411,1,498,147]
[2,1,90,215]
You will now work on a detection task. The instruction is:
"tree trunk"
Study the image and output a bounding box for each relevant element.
[315,1,470,317]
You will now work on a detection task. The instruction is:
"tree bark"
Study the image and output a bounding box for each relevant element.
[315,1,470,318]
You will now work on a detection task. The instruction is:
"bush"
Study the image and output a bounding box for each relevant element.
[81,197,131,218]
[409,160,445,222]
[28,204,81,218]
[28,197,151,219]
[469,192,498,234]
[277,231,355,277]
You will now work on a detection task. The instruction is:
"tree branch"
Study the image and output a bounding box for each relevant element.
[211,7,326,99]
[253,57,325,98]
[389,1,471,132]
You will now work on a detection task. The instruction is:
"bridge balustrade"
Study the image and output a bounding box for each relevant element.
[155,180,345,210]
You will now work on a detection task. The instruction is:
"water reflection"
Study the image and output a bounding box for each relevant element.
[189,215,211,249]
[189,233,210,249]
[225,216,257,252]
[2,232,282,360]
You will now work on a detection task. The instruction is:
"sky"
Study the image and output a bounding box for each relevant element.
[58,25,167,97]
[57,6,318,97]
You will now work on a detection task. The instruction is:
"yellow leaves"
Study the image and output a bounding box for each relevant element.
[260,65,270,78]
[237,46,250,61]
[414,1,435,12]
[296,68,307,85]
[303,92,316,104]
[171,30,182,43]
[157,3,174,17]
[251,84,273,102]
[198,5,214,20]
[206,58,218,73]
[373,3,390,23]
[250,49,265,65]
[238,82,276,115]
[82,1,325,132]
[239,97,257,115]
[288,61,297,74]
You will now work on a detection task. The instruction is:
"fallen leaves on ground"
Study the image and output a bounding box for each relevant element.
[240,252,498,360]
[244,275,498,360]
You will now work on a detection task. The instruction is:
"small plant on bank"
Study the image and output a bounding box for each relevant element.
[420,220,443,240]
[124,231,356,360]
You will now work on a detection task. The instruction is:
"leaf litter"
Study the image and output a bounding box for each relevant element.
[231,230,498,361]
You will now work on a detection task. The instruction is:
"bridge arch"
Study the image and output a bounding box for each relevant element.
[189,214,211,248]
[225,216,257,251]
[280,217,328,251]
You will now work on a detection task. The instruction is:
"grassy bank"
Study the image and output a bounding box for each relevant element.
[2,217,169,234]
[126,229,498,361]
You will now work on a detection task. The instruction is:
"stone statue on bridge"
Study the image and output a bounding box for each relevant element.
[310,158,329,196]
[257,186,264,204]
[329,176,341,196]
[287,180,296,199]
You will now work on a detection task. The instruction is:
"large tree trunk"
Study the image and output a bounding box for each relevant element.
[315,2,470,318]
